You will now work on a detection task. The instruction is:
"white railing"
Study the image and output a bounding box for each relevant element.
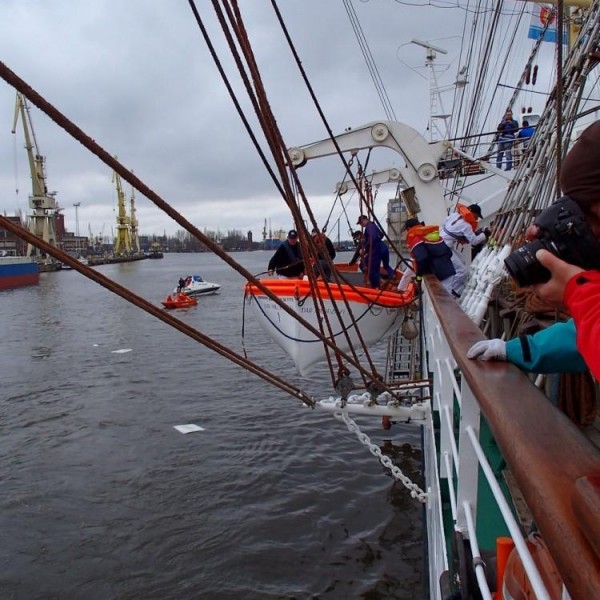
[422,282,556,600]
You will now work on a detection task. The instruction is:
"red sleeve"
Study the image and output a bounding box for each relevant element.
[564,270,600,380]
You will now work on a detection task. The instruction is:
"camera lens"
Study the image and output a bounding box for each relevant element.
[504,239,552,287]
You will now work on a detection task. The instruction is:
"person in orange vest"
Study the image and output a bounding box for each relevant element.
[398,217,456,293]
[440,203,490,296]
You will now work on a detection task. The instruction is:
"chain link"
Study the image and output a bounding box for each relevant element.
[339,411,428,503]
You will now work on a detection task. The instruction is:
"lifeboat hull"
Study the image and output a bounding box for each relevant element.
[245,279,415,375]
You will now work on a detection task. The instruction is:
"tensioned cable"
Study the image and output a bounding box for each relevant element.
[342,0,397,121]
[0,60,387,386]
[270,1,410,270]
[0,214,316,407]
[214,0,394,384]
[211,0,362,381]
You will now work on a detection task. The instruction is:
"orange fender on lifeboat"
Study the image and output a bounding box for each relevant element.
[245,278,416,308]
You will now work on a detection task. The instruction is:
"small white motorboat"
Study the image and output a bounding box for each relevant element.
[175,274,221,297]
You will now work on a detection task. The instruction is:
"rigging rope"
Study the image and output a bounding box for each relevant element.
[342,0,397,122]
[0,0,424,404]
[0,215,316,407]
[211,0,398,385]
[0,60,391,390]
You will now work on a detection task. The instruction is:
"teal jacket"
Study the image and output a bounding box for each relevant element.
[505,319,586,373]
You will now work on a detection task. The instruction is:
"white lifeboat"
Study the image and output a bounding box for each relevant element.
[245,278,416,376]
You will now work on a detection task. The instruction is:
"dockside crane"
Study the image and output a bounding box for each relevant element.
[112,161,131,256]
[129,179,140,255]
[12,92,59,265]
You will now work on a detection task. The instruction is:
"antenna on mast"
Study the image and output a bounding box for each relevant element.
[410,39,451,142]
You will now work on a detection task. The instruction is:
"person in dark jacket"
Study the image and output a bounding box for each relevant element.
[311,228,336,281]
[400,217,456,293]
[268,229,304,278]
[496,109,519,170]
[348,231,365,268]
[356,215,394,288]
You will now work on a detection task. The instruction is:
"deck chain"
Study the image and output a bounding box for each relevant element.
[339,411,427,503]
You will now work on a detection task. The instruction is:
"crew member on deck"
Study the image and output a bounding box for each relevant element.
[440,203,489,297]
[356,215,394,288]
[398,217,455,294]
[496,109,519,170]
[268,229,304,278]
[311,228,336,281]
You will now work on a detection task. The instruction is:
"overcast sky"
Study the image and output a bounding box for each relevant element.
[1,1,545,241]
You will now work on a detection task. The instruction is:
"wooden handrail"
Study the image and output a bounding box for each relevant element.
[424,275,600,600]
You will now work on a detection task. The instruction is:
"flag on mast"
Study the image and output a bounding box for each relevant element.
[528,4,566,44]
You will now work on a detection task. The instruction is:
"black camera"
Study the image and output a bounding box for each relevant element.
[504,196,600,287]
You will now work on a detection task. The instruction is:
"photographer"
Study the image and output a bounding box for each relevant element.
[532,248,600,379]
[469,120,600,379]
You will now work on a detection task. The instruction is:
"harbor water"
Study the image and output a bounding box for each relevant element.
[1,251,425,600]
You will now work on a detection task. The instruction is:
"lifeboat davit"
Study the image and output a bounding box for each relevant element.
[161,292,198,309]
[245,278,416,376]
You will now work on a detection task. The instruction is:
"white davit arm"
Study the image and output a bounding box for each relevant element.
[335,166,404,195]
[288,120,449,226]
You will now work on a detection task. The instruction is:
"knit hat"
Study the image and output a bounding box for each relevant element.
[403,217,420,231]
[560,120,600,209]
[468,203,483,219]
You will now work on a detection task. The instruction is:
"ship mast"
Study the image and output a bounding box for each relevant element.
[411,39,451,142]
[112,162,131,256]
[12,92,59,262]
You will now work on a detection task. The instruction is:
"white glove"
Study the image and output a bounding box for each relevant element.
[397,267,416,291]
[467,339,507,361]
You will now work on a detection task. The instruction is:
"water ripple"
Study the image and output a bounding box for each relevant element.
[1,253,425,599]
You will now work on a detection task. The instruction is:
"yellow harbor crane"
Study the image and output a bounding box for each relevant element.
[112,161,132,256]
[12,92,59,267]
[128,178,140,255]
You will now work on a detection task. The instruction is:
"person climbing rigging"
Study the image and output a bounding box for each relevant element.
[440,203,490,297]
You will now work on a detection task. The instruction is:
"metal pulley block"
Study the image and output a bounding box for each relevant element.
[366,379,386,406]
[334,370,354,407]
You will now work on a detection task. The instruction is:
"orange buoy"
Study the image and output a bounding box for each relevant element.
[495,536,514,598]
